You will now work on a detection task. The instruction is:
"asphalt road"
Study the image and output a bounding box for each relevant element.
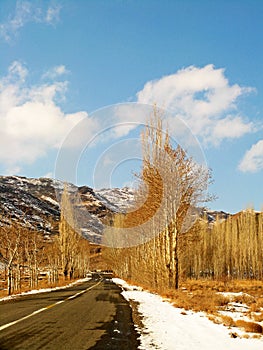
[0,275,140,350]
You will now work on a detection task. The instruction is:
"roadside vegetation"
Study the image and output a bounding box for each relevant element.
[103,109,263,338]
[0,108,262,338]
[0,185,90,297]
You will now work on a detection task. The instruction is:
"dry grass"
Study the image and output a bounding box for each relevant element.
[250,303,259,313]
[0,277,80,299]
[235,320,263,334]
[126,278,263,338]
[0,290,6,298]
[242,333,250,339]
[220,315,236,327]
[252,334,261,339]
[231,293,255,305]
[180,279,263,296]
[125,278,263,315]
[162,289,229,313]
[256,297,263,307]
[253,312,263,322]
[207,314,221,324]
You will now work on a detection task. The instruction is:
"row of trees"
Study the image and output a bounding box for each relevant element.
[103,111,263,291]
[0,223,45,295]
[103,111,211,290]
[0,186,90,295]
[59,185,90,280]
[183,209,263,280]
[104,209,263,292]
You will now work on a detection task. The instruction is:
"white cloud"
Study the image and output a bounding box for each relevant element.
[8,61,28,82]
[206,115,254,146]
[0,1,61,43]
[137,64,255,146]
[42,65,69,80]
[238,140,263,173]
[45,5,61,24]
[0,61,92,172]
[111,104,151,137]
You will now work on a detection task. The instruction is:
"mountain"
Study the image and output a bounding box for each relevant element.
[0,176,61,237]
[0,176,134,243]
[200,209,229,223]
[0,175,229,243]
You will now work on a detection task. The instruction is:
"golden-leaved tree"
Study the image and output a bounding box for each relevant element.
[103,109,212,290]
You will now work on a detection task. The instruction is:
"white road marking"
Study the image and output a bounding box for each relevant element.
[0,280,102,332]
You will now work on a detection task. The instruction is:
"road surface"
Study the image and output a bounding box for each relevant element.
[0,275,140,349]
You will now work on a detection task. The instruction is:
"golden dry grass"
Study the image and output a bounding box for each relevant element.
[252,334,261,339]
[220,315,236,327]
[166,289,229,313]
[0,277,80,299]
[235,320,262,334]
[253,312,263,322]
[250,303,259,313]
[180,279,263,296]
[230,293,255,305]
[257,297,263,307]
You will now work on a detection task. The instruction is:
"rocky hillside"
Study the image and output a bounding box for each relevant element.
[0,175,229,243]
[0,176,134,243]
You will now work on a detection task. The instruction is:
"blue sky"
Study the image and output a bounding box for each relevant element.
[0,0,262,213]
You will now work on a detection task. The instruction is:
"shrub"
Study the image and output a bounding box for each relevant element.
[253,312,263,323]
[220,315,235,327]
[235,320,262,334]
[233,293,255,305]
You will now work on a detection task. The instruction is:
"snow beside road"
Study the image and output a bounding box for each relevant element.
[113,278,263,350]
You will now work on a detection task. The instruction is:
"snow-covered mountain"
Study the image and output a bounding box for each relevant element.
[0,176,135,242]
[0,176,61,237]
[95,187,135,211]
[0,175,229,243]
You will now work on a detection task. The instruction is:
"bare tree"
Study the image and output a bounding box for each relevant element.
[134,112,211,289]
[59,184,90,280]
[103,108,212,290]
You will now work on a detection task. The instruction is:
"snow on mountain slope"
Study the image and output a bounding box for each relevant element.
[0,176,61,236]
[0,176,135,242]
[0,175,230,243]
[95,187,135,211]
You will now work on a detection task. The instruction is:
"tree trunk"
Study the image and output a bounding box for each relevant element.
[7,266,12,296]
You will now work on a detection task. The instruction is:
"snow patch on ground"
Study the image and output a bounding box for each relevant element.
[219,291,253,300]
[217,291,260,323]
[113,278,263,350]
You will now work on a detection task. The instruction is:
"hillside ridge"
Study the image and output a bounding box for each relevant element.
[0,175,231,242]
